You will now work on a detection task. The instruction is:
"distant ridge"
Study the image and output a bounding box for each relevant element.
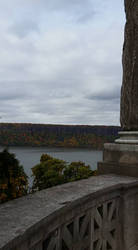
[0,123,121,149]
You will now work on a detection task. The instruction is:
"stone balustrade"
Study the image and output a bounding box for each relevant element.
[0,175,138,250]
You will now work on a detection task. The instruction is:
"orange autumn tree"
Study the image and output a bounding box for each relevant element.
[0,149,28,203]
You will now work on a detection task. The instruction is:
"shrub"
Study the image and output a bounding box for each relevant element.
[0,149,28,203]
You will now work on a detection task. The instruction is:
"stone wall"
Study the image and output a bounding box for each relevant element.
[0,175,138,250]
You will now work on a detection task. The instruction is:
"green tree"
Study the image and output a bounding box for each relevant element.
[32,154,66,191]
[64,161,93,182]
[0,149,28,203]
[32,154,96,191]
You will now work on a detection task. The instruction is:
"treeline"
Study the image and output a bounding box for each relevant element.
[0,123,121,149]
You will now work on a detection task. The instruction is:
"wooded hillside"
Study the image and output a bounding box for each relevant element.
[0,123,121,149]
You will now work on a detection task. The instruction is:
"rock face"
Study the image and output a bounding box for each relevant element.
[120,0,138,130]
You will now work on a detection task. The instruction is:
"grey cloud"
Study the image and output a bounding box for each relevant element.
[86,87,120,101]
[27,0,95,24]
[0,93,25,101]
[0,0,123,125]
[9,20,39,38]
[76,10,95,23]
[32,0,93,11]
[0,81,30,103]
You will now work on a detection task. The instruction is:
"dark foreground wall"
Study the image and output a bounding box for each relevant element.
[0,175,138,250]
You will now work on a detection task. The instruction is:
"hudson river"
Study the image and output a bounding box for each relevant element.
[0,146,103,185]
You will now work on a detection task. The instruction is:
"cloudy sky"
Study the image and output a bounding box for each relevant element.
[0,0,125,125]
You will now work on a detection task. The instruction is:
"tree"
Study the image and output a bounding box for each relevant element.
[0,149,28,203]
[32,154,66,191]
[32,154,96,191]
[64,161,94,182]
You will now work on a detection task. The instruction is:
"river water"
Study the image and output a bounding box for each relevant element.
[0,146,103,185]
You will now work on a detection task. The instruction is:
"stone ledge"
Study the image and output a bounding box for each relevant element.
[98,162,138,178]
[103,144,138,164]
[115,131,138,144]
[0,175,138,250]
[104,143,138,152]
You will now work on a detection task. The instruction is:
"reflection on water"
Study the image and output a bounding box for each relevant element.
[0,146,103,186]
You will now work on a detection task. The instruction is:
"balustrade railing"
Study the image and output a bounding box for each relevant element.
[42,198,119,250]
[0,175,138,250]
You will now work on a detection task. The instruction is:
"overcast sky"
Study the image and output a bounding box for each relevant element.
[0,0,125,125]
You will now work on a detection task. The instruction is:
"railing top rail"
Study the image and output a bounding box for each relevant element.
[0,174,138,250]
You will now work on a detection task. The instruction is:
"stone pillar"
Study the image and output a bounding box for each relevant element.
[121,0,138,131]
[98,0,138,177]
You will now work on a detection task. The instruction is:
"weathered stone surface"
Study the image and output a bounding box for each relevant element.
[98,143,138,177]
[120,0,138,130]
[103,143,138,164]
[115,131,138,144]
[0,175,138,250]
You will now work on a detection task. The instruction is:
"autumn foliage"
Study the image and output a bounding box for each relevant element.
[0,123,120,149]
[0,149,28,203]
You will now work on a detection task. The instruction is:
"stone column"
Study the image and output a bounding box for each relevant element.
[116,0,138,143]
[98,0,138,177]
[121,0,138,131]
